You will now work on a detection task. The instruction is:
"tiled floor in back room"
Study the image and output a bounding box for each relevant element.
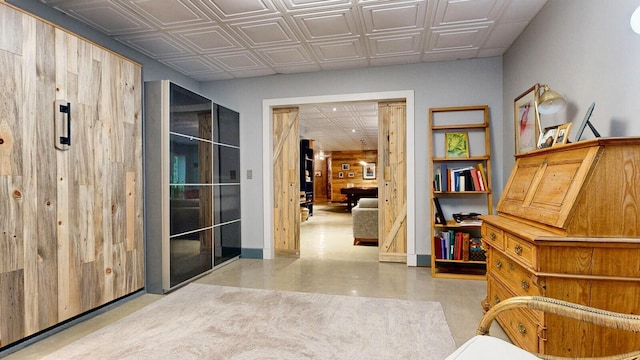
[3,202,508,359]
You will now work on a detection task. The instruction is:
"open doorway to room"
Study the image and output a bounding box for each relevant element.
[297,101,380,262]
[263,91,415,264]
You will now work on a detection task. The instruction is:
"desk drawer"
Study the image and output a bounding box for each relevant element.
[504,233,536,268]
[488,277,541,354]
[482,223,504,250]
[489,250,541,297]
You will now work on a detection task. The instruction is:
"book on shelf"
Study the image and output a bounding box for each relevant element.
[433,166,442,191]
[454,232,463,260]
[462,233,471,261]
[434,231,477,261]
[476,163,488,190]
[433,197,447,225]
[435,164,488,192]
[470,169,481,191]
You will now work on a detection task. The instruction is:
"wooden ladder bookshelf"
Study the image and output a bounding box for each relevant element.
[428,105,493,280]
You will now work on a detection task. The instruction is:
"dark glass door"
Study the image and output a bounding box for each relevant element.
[213,105,241,266]
[168,83,213,287]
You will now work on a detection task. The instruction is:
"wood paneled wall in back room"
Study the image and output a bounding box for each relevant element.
[313,157,328,201]
[330,150,378,202]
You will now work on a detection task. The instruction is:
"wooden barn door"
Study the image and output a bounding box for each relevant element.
[378,101,407,263]
[272,108,300,257]
[0,3,143,348]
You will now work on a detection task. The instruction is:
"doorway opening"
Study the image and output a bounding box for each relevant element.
[298,101,380,262]
[263,91,416,265]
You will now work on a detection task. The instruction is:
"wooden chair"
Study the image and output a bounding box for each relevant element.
[445,296,640,360]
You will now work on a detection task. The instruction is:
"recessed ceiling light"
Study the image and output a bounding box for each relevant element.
[352,129,356,133]
[333,107,337,111]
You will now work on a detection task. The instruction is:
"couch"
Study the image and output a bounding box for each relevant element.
[352,198,378,245]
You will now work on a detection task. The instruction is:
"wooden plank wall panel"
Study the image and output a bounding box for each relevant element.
[0,3,143,348]
[20,12,40,337]
[0,270,25,347]
[34,17,58,333]
[0,53,21,177]
[0,5,23,56]
[0,176,24,273]
[55,26,74,322]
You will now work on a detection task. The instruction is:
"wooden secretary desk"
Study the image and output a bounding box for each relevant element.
[480,137,640,357]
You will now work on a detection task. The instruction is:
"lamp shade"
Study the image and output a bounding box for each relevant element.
[537,85,567,114]
[632,5,640,34]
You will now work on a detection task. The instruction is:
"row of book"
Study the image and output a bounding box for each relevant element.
[433,163,488,192]
[434,230,483,261]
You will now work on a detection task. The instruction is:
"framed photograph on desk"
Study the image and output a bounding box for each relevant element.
[538,125,558,149]
[553,123,572,146]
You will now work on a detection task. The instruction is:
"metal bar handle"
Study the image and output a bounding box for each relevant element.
[59,102,71,146]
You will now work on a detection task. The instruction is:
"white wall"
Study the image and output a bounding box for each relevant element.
[201,58,504,257]
[503,0,640,176]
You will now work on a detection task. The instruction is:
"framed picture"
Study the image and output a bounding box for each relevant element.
[445,132,470,158]
[341,163,350,171]
[348,172,355,178]
[363,162,376,180]
[553,123,572,146]
[537,125,558,149]
[338,171,344,179]
[514,84,540,154]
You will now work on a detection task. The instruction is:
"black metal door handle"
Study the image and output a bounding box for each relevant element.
[59,102,71,146]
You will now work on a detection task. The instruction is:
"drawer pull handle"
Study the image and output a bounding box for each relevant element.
[518,323,527,335]
[514,244,523,255]
[490,232,497,240]
[521,280,530,291]
[495,260,502,269]
[494,295,500,304]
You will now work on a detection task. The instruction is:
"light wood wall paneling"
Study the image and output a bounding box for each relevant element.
[0,2,143,348]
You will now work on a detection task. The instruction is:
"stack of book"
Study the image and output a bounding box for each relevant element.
[433,231,482,261]
[433,163,488,192]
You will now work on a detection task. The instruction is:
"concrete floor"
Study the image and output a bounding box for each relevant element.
[3,202,507,359]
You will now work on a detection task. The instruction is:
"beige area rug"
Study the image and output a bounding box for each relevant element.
[42,284,456,359]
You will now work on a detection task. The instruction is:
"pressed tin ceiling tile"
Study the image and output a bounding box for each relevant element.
[37,0,547,151]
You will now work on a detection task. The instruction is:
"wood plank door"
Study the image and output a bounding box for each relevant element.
[272,107,300,257]
[0,3,143,348]
[378,101,407,263]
